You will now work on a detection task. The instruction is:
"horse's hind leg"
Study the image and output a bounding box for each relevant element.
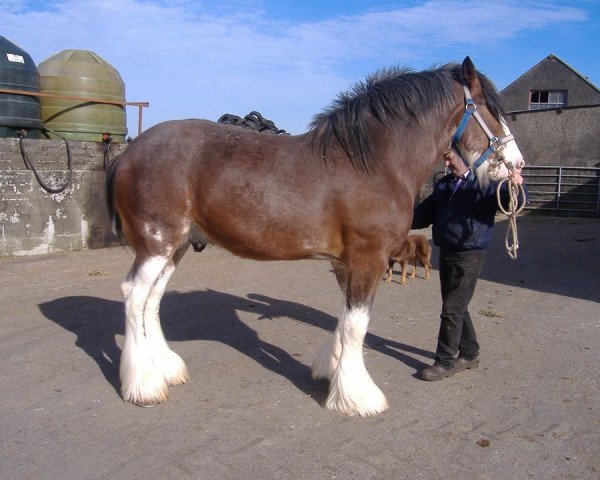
[142,244,190,387]
[120,255,172,406]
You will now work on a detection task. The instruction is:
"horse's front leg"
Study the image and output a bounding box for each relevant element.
[312,260,346,382]
[314,256,389,416]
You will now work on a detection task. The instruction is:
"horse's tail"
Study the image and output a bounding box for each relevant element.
[105,154,125,243]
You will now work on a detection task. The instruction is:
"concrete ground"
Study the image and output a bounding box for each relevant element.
[1,214,599,480]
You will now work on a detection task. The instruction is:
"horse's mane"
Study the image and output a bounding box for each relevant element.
[308,63,504,174]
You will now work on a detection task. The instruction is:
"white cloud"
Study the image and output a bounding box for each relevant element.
[0,0,589,134]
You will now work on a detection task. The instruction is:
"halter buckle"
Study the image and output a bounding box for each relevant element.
[490,136,502,152]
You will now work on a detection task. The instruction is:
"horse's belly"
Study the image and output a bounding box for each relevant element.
[202,219,333,261]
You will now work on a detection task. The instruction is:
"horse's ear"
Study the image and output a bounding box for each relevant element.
[461,56,482,94]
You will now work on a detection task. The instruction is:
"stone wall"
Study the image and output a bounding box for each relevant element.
[0,137,127,257]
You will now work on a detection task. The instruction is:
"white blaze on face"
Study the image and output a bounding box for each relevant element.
[485,119,525,181]
[500,119,525,171]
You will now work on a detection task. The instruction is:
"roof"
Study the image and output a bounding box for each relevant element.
[501,54,600,95]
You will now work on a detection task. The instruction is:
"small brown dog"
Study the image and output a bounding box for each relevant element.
[385,234,432,285]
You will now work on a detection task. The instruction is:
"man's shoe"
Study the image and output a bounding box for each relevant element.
[419,362,455,381]
[454,356,479,373]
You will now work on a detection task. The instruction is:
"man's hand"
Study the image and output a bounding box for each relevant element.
[511,171,524,185]
[510,162,524,185]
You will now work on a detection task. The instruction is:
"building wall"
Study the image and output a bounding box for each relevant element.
[0,137,126,257]
[505,106,600,167]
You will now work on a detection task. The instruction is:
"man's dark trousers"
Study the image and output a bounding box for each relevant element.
[435,250,486,367]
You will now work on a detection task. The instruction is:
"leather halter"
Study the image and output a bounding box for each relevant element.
[452,85,515,175]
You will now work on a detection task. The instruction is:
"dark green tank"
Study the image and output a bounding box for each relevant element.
[0,36,43,138]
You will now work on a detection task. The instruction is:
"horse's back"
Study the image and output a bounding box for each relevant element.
[108,117,413,262]
[121,118,307,170]
[108,119,338,259]
[112,118,302,192]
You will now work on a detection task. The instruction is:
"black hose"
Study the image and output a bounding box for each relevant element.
[18,128,73,194]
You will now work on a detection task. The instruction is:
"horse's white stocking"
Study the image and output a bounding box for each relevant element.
[311,260,345,380]
[120,256,170,406]
[311,327,341,381]
[323,306,388,416]
[143,262,189,387]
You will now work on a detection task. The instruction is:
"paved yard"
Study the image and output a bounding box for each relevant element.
[1,215,599,479]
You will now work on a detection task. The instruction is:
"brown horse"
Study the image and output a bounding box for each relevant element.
[106,57,523,416]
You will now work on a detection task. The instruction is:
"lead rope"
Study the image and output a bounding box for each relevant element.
[496,177,526,259]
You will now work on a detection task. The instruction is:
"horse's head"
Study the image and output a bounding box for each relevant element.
[451,57,524,184]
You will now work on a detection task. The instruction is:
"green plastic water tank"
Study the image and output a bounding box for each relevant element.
[0,36,43,138]
[38,50,127,142]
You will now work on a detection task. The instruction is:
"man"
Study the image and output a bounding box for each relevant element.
[411,149,525,381]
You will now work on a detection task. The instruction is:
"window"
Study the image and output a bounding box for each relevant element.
[529,90,566,110]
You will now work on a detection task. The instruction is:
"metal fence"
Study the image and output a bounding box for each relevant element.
[522,166,600,217]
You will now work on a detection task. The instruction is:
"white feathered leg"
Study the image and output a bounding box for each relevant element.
[324,305,388,416]
[143,261,189,386]
[311,326,342,381]
[311,259,347,380]
[120,256,170,406]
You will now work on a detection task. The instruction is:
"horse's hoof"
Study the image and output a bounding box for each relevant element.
[126,391,167,407]
[324,383,389,416]
[159,351,190,386]
[325,393,389,417]
[121,375,169,407]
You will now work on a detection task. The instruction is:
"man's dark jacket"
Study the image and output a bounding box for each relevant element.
[411,173,526,254]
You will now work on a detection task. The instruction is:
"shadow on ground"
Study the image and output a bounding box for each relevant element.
[39,290,432,404]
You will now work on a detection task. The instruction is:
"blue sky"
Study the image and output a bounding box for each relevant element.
[2,0,599,136]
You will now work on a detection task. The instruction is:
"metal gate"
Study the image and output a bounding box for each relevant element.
[522,166,600,217]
